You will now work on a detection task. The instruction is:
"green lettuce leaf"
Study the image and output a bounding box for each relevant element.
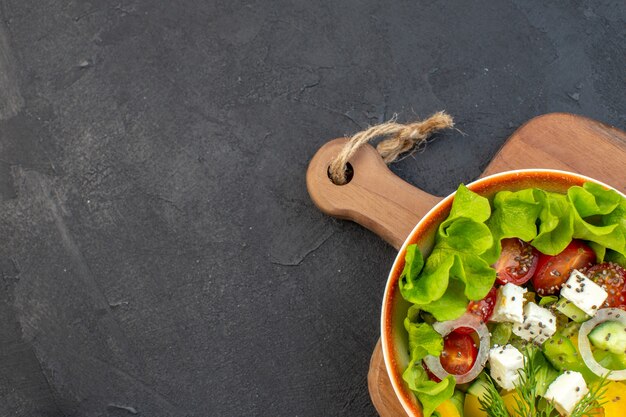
[400,252,453,306]
[490,188,541,241]
[402,224,495,320]
[485,188,541,262]
[485,184,626,257]
[439,217,494,254]
[413,376,456,417]
[404,304,422,332]
[568,182,621,217]
[597,198,626,256]
[403,360,429,392]
[602,199,626,234]
[573,218,622,253]
[445,184,492,224]
[399,185,494,320]
[403,322,453,417]
[402,361,456,417]
[417,278,469,321]
[606,250,626,268]
[407,322,443,361]
[570,185,626,256]
[399,244,425,297]
[405,219,494,302]
[531,191,574,255]
[588,241,607,262]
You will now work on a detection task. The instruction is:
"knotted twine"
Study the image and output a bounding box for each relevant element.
[328,111,454,185]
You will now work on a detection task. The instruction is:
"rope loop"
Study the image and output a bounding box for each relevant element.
[328,111,454,185]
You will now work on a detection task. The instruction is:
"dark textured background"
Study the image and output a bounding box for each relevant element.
[0,1,623,416]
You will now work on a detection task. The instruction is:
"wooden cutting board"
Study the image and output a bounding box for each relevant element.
[306,113,626,417]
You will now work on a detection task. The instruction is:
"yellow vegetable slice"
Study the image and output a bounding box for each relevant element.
[463,394,487,417]
[435,398,461,417]
[502,391,521,416]
[600,381,626,417]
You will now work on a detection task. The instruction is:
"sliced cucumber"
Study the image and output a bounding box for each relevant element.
[450,390,465,416]
[588,321,626,355]
[467,375,490,402]
[594,348,626,371]
[543,332,598,383]
[555,297,590,323]
[533,351,559,396]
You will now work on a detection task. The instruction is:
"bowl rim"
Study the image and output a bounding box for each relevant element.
[380,168,626,417]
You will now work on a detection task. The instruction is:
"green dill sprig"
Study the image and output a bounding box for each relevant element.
[569,373,610,417]
[478,347,610,417]
[477,375,509,417]
[512,347,555,417]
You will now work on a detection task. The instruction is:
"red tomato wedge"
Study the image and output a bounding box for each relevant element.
[494,238,539,285]
[439,332,478,375]
[531,240,596,296]
[585,262,626,309]
[423,362,441,383]
[456,287,497,334]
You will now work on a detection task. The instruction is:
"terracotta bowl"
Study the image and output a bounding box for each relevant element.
[380,169,625,417]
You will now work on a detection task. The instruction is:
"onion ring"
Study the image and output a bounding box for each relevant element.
[423,314,490,384]
[578,307,626,381]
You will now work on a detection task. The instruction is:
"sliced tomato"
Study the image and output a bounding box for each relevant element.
[531,240,596,296]
[456,287,497,334]
[585,262,626,309]
[439,332,478,375]
[494,238,539,285]
[423,361,441,383]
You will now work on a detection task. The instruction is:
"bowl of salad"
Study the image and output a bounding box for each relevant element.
[381,169,626,417]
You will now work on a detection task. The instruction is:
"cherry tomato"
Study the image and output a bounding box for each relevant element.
[439,332,478,375]
[494,238,539,285]
[456,287,497,334]
[423,362,441,383]
[531,240,596,296]
[585,262,626,309]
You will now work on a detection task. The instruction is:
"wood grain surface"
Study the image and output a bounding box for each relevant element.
[306,113,626,417]
[306,138,441,250]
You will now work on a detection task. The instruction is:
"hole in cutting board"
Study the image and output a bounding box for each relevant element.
[327,162,354,185]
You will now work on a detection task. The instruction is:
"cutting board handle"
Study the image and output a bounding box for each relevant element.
[306,138,442,250]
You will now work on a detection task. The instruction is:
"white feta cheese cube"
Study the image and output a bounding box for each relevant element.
[512,302,557,344]
[560,270,608,316]
[490,283,527,323]
[544,371,588,416]
[488,344,524,390]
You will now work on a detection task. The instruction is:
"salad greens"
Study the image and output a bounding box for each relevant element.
[486,188,543,257]
[488,182,625,258]
[400,185,496,321]
[406,322,443,362]
[400,183,626,322]
[399,182,626,416]
[402,322,456,417]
